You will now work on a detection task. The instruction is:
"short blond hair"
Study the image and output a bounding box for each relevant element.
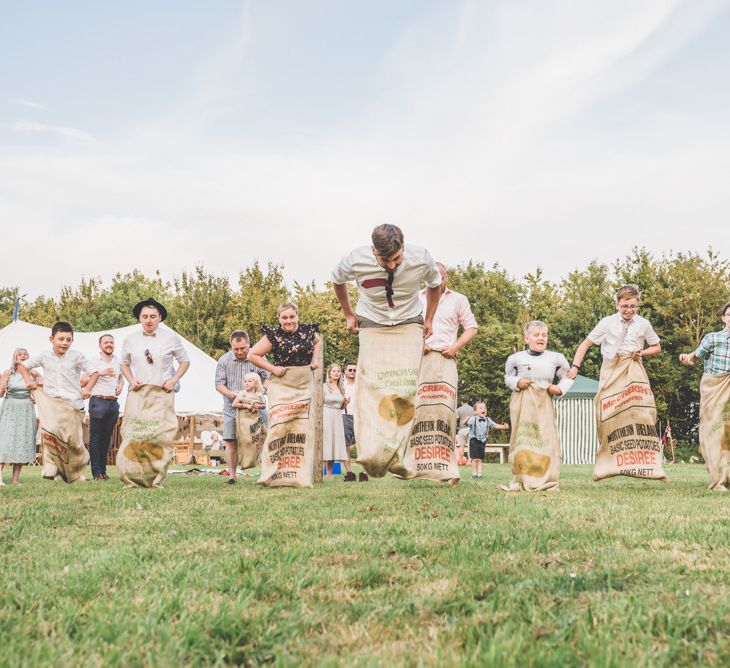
[523,320,548,335]
[243,372,264,394]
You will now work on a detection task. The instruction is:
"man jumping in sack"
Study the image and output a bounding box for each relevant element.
[331,224,442,477]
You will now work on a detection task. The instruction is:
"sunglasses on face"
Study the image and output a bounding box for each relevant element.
[145,349,154,365]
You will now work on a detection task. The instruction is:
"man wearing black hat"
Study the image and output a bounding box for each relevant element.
[121,298,190,392]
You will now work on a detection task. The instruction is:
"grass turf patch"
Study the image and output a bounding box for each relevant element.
[1,464,728,666]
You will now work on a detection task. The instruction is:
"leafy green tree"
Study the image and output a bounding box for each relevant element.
[167,266,232,358]
[223,261,289,343]
[293,281,359,368]
[0,287,22,327]
[550,261,614,380]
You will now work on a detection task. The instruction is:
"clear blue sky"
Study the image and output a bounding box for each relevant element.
[2,0,729,296]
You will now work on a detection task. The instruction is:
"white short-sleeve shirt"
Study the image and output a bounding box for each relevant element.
[90,353,122,397]
[587,313,660,359]
[23,348,96,409]
[331,243,441,325]
[121,325,190,386]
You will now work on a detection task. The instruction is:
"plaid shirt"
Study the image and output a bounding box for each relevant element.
[694,329,730,376]
[215,351,268,418]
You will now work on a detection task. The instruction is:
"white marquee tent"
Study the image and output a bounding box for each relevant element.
[0,319,222,414]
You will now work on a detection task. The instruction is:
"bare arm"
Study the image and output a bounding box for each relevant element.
[310,333,322,370]
[82,372,100,399]
[333,283,358,333]
[162,361,190,392]
[423,286,440,340]
[115,372,124,396]
[442,326,478,359]
[0,370,9,397]
[634,343,661,361]
[16,364,37,390]
[248,335,286,377]
[216,383,237,402]
[121,363,144,392]
[568,338,594,379]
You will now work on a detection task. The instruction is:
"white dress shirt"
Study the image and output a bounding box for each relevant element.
[121,325,190,386]
[331,244,442,325]
[504,349,573,394]
[342,379,358,420]
[23,348,96,409]
[419,288,478,350]
[588,313,660,360]
[90,353,122,397]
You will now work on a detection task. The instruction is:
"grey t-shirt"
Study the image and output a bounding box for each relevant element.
[456,403,473,428]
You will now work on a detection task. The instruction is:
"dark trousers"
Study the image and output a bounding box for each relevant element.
[88,396,119,476]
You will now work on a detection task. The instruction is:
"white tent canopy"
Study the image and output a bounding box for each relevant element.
[0,319,221,414]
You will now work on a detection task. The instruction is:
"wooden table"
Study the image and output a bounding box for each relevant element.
[484,444,509,464]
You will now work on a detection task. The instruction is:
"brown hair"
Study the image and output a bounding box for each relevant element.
[277,303,298,316]
[615,284,641,302]
[722,301,730,316]
[98,333,114,345]
[371,224,404,258]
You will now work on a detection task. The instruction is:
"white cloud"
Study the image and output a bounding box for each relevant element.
[1,0,728,299]
[11,98,47,111]
[12,120,95,143]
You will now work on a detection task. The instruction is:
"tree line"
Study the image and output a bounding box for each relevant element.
[1,248,727,443]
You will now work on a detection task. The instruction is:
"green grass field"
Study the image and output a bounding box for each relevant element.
[1,464,728,667]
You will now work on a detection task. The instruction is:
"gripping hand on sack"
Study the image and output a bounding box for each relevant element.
[272,366,287,377]
[130,378,144,392]
[631,349,643,362]
[441,345,458,359]
[162,378,177,393]
[516,378,532,390]
[345,314,359,334]
[423,319,433,340]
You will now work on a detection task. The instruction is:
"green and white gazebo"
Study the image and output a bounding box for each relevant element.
[555,375,599,464]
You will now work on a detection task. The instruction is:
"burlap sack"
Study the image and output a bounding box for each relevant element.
[398,352,460,483]
[32,390,88,483]
[236,404,267,469]
[499,385,560,492]
[258,366,315,488]
[593,355,667,481]
[698,373,730,492]
[117,385,177,488]
[355,323,423,477]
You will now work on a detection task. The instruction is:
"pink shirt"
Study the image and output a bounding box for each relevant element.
[419,288,477,350]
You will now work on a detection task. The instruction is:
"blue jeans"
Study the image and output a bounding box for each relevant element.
[88,396,119,476]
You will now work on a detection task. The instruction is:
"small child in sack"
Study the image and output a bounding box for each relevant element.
[505,321,573,396]
[17,321,99,482]
[466,402,509,479]
[232,373,267,413]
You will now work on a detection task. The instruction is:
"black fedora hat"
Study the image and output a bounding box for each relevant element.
[132,297,168,321]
